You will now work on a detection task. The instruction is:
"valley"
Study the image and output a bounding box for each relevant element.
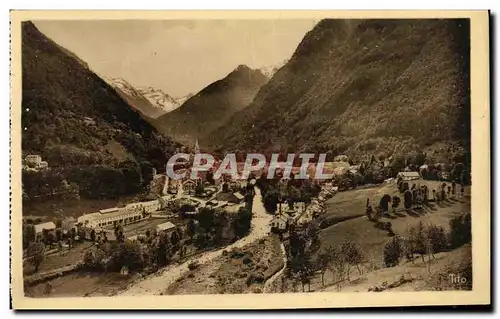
[19,17,474,301]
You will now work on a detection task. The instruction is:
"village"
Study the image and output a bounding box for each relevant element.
[21,136,471,297]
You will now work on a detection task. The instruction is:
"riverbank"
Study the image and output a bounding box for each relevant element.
[164,235,283,295]
[118,187,273,296]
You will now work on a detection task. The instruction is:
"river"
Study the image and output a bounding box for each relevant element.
[118,186,272,296]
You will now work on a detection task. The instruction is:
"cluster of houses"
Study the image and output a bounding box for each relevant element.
[270,182,339,233]
[23,154,49,172]
[29,216,77,238]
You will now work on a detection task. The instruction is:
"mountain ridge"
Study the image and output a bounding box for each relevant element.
[137,86,182,113]
[21,21,177,200]
[154,64,269,146]
[207,19,470,163]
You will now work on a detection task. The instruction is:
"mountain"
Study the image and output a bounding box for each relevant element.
[154,65,269,146]
[208,19,471,162]
[138,87,181,113]
[175,93,194,106]
[104,78,167,119]
[259,59,288,78]
[21,21,177,200]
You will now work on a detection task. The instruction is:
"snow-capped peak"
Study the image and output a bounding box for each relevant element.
[259,59,289,78]
[138,87,181,113]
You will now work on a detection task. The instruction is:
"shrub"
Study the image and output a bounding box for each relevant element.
[188,261,200,271]
[252,287,263,293]
[340,241,364,279]
[448,212,471,248]
[246,272,265,286]
[426,224,448,253]
[83,250,95,268]
[408,222,427,255]
[109,240,145,272]
[384,237,403,267]
[27,242,45,273]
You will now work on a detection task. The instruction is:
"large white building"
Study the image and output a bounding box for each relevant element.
[77,196,174,229]
[78,207,145,228]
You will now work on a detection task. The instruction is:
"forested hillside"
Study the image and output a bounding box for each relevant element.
[208,19,470,165]
[21,21,178,201]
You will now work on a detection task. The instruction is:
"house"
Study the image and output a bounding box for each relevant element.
[293,202,306,214]
[82,117,96,126]
[228,192,245,204]
[182,179,197,195]
[34,221,56,234]
[24,154,49,171]
[270,215,288,233]
[397,171,421,181]
[25,154,42,166]
[37,161,49,170]
[156,221,176,234]
[321,161,350,176]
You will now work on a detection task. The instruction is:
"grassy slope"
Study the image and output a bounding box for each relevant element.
[318,180,471,264]
[320,244,472,292]
[209,19,470,161]
[272,182,471,293]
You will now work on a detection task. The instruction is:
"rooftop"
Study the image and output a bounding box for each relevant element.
[99,207,120,214]
[272,215,288,223]
[233,192,245,200]
[34,221,56,233]
[398,171,421,179]
[156,221,176,232]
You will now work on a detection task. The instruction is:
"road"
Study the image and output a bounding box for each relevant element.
[118,186,272,296]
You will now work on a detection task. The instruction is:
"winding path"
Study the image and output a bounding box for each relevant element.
[118,187,272,296]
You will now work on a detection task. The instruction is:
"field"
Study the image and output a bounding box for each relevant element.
[23,241,94,276]
[318,180,470,264]
[320,244,472,292]
[25,272,137,297]
[266,180,472,293]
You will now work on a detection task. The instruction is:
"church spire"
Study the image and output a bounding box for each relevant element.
[194,139,200,154]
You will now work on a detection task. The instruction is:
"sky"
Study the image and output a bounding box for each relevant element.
[34,19,318,97]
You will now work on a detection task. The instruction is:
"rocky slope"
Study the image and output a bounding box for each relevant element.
[175,93,194,107]
[154,65,269,146]
[208,19,471,162]
[104,78,167,119]
[259,59,288,78]
[138,87,182,114]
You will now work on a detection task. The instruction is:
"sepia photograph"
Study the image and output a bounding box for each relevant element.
[9,10,490,309]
